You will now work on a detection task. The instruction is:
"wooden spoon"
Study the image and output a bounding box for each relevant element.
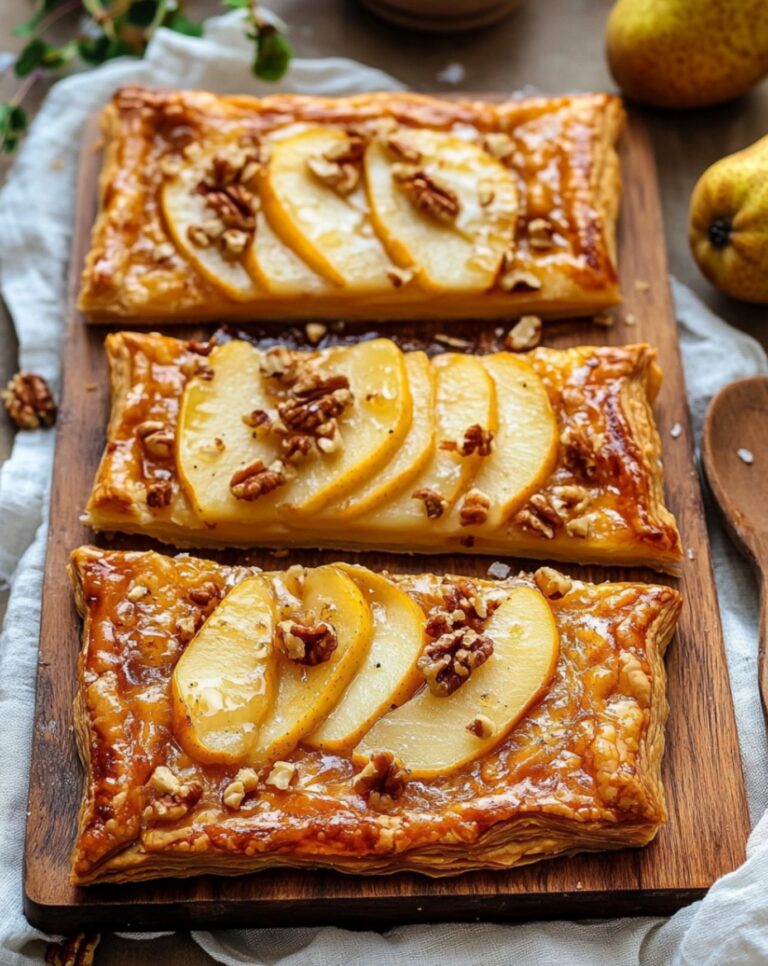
[702,376,768,726]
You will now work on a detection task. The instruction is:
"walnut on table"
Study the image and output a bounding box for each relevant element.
[2,371,56,429]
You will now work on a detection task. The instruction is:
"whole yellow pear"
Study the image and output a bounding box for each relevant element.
[606,0,768,109]
[689,135,768,303]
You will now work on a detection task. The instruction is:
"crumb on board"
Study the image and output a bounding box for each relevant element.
[737,448,754,465]
[634,280,650,292]
[670,422,682,439]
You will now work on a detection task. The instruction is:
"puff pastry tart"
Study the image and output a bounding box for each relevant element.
[78,87,624,323]
[69,547,681,885]
[84,333,682,572]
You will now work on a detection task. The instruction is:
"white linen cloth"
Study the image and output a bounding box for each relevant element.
[0,12,766,965]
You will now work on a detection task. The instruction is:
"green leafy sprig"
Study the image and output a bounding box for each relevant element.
[1,0,293,153]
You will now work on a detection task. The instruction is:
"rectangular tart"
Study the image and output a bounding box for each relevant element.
[84,333,682,572]
[78,87,624,323]
[70,547,682,885]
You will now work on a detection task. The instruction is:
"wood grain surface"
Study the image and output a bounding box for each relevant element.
[22,107,750,933]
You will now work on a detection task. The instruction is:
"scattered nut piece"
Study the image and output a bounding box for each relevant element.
[230,459,286,501]
[387,265,415,288]
[188,581,220,607]
[386,134,422,163]
[592,312,614,328]
[149,765,181,796]
[186,224,212,248]
[482,132,515,163]
[504,315,542,351]
[260,345,297,382]
[498,267,542,293]
[222,779,246,810]
[527,218,554,250]
[276,619,338,665]
[305,322,327,344]
[418,625,494,696]
[624,312,637,326]
[354,751,408,805]
[634,279,650,292]
[459,488,491,526]
[220,228,250,258]
[533,566,572,600]
[2,372,56,429]
[412,487,448,519]
[459,423,494,457]
[686,548,696,561]
[393,167,460,223]
[466,714,497,739]
[146,480,172,508]
[433,332,471,349]
[127,584,149,602]
[307,154,360,195]
[265,760,297,790]
[565,514,592,538]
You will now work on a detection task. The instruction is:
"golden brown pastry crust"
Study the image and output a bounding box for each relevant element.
[78,87,624,323]
[69,547,681,885]
[84,333,683,572]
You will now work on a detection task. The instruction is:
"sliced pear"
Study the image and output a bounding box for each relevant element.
[365,129,518,292]
[162,150,261,302]
[171,575,276,765]
[354,586,559,779]
[261,127,392,290]
[278,338,412,519]
[246,210,331,296]
[359,352,496,529]
[458,354,558,529]
[320,351,436,520]
[255,565,373,764]
[305,565,427,753]
[176,338,412,524]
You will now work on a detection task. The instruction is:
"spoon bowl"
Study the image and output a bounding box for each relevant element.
[702,376,768,725]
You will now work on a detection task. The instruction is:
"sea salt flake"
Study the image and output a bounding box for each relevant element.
[487,561,511,580]
[437,62,466,85]
[737,448,754,465]
[670,422,682,439]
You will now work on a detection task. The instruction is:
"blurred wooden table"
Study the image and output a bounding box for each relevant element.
[1,0,766,962]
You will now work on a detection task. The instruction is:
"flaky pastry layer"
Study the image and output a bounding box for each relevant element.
[69,547,681,885]
[78,87,623,323]
[84,333,682,572]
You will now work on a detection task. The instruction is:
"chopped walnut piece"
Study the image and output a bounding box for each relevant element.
[145,766,202,823]
[565,514,592,538]
[533,566,572,600]
[220,227,250,258]
[186,337,217,356]
[392,166,460,223]
[203,184,256,231]
[386,134,422,163]
[482,132,515,163]
[230,458,286,501]
[593,312,614,328]
[127,583,149,602]
[527,218,554,250]
[278,372,353,434]
[498,267,542,293]
[324,134,366,164]
[504,315,542,351]
[412,487,448,520]
[466,714,497,738]
[188,581,221,607]
[2,372,56,429]
[459,488,491,526]
[45,933,101,966]
[281,433,315,464]
[222,779,246,810]
[354,751,409,805]
[265,760,297,790]
[418,625,494,696]
[186,224,212,248]
[460,423,494,457]
[439,577,500,625]
[305,322,327,344]
[135,420,174,459]
[516,492,562,539]
[387,265,415,288]
[561,424,601,478]
[276,619,338,665]
[307,154,360,195]
[260,345,297,382]
[146,480,172,508]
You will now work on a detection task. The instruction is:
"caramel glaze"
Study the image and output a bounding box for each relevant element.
[70,547,682,884]
[86,333,682,571]
[79,88,623,320]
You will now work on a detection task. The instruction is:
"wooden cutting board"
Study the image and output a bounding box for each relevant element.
[23,107,750,932]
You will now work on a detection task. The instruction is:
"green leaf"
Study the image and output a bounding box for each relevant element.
[15,37,75,76]
[127,0,160,28]
[222,0,250,8]
[253,25,292,82]
[164,11,204,37]
[0,102,28,154]
[77,34,134,66]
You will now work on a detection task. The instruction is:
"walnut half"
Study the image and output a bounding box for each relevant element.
[417,625,494,697]
[276,619,338,666]
[354,751,409,806]
[2,371,56,429]
[230,459,286,501]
